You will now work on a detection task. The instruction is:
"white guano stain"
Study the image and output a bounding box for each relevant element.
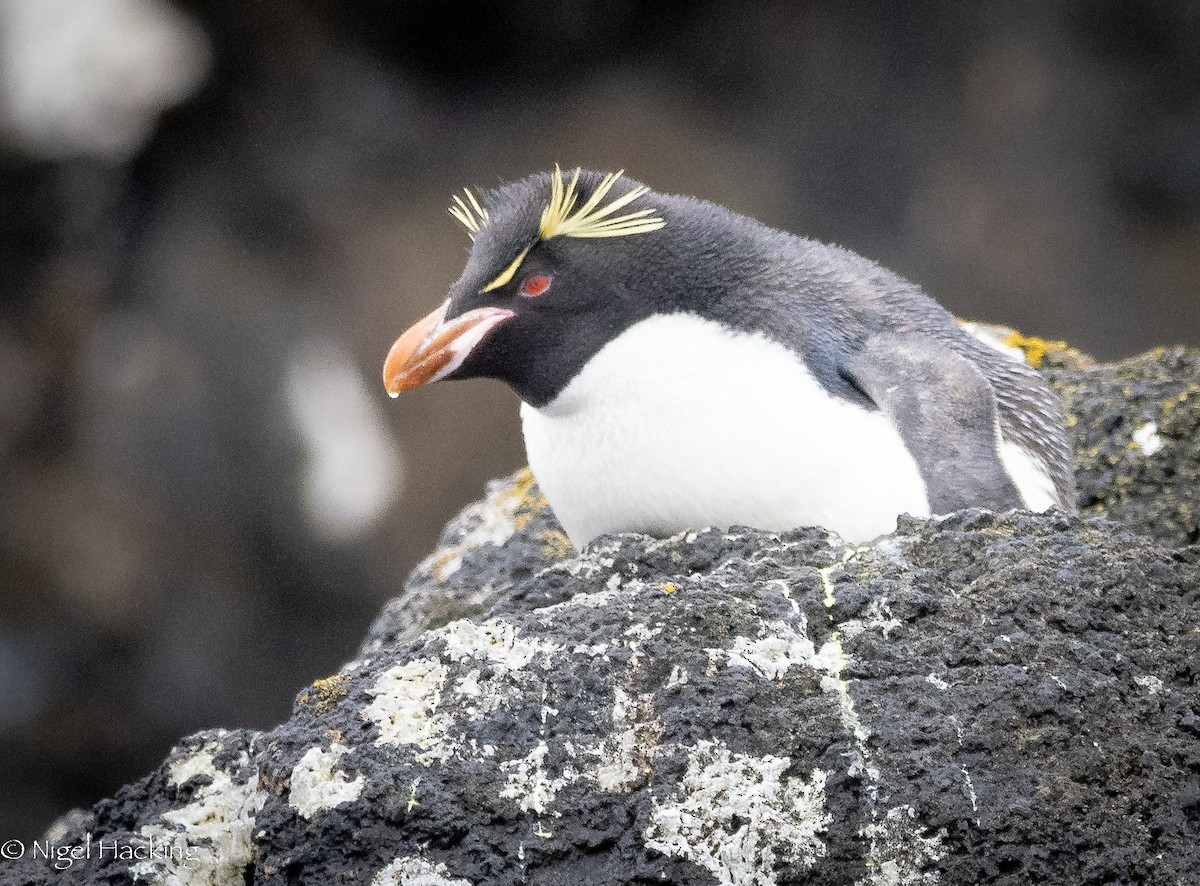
[594,686,661,793]
[817,552,881,793]
[373,856,473,886]
[1132,421,1164,456]
[859,804,946,886]
[959,764,980,827]
[595,725,640,793]
[534,586,626,625]
[1134,674,1166,694]
[724,619,818,680]
[571,642,611,656]
[129,735,266,885]
[840,597,902,641]
[499,739,581,815]
[363,659,456,763]
[499,630,670,816]
[442,619,561,721]
[645,740,830,886]
[820,540,958,873]
[623,622,663,641]
[441,619,561,674]
[288,743,365,820]
[365,619,562,763]
[713,616,843,682]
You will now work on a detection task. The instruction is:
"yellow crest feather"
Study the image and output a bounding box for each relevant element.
[448,187,490,239]
[453,168,664,293]
[539,166,665,240]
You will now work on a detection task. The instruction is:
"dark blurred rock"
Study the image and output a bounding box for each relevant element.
[1051,347,1200,546]
[7,347,1197,886]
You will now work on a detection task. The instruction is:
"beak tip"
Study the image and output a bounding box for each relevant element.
[383,368,406,397]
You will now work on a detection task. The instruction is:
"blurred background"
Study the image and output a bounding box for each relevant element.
[1,0,1198,840]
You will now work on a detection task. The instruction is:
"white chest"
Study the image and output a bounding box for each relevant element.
[520,313,930,547]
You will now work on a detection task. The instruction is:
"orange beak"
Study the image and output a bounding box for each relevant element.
[383,299,515,397]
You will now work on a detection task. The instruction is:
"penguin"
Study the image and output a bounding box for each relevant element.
[383,167,1076,547]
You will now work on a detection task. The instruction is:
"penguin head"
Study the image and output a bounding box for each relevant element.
[383,168,683,407]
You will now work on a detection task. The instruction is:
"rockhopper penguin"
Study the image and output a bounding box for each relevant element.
[383,168,1076,547]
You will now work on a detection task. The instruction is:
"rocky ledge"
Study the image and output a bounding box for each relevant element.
[4,344,1198,886]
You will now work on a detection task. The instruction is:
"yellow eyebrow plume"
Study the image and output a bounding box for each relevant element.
[463,168,664,293]
[481,244,532,292]
[539,166,665,240]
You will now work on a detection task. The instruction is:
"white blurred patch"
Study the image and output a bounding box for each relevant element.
[285,339,403,544]
[0,0,210,159]
[959,321,1027,363]
[1131,421,1164,456]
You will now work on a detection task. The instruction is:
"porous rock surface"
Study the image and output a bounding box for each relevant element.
[1048,346,1200,547]
[6,347,1199,886]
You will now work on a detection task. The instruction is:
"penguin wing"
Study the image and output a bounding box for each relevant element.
[841,333,1024,514]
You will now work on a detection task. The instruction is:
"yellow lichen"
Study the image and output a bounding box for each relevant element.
[298,674,350,713]
[1161,389,1195,417]
[539,529,575,561]
[498,467,539,505]
[495,467,550,532]
[1002,331,1071,369]
[658,581,681,595]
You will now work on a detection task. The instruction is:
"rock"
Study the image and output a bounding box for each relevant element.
[5,347,1198,886]
[1050,347,1200,547]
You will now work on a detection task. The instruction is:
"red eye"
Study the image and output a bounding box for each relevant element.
[520,274,552,297]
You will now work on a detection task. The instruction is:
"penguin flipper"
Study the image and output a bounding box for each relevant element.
[841,334,1023,514]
